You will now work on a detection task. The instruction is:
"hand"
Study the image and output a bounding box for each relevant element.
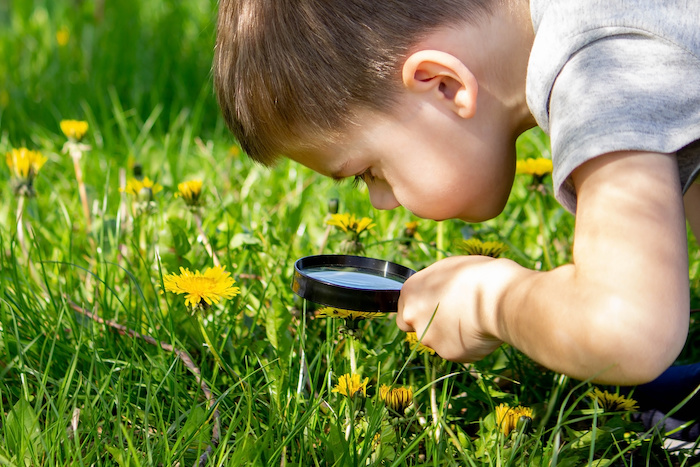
[396,255,524,362]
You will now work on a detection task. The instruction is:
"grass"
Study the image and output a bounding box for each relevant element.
[1,1,699,465]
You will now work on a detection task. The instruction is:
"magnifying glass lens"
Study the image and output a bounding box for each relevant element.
[304,266,405,290]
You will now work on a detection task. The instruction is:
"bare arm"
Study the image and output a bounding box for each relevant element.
[496,151,689,383]
[398,151,690,384]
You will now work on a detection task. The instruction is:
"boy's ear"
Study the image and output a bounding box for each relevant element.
[402,50,478,119]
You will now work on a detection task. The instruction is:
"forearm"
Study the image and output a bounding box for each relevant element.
[493,151,690,385]
[495,263,687,384]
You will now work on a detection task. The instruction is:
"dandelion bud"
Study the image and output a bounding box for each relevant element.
[379,385,413,415]
[328,198,339,214]
[516,415,532,434]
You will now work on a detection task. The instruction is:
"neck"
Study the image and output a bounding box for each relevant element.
[481,0,536,135]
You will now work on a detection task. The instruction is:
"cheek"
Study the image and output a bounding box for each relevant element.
[395,164,510,222]
[393,171,465,220]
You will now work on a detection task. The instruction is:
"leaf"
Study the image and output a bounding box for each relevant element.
[5,398,42,460]
[167,218,191,256]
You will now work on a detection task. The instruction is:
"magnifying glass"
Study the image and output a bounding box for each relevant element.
[292,254,416,312]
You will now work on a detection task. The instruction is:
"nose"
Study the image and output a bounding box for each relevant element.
[367,179,401,211]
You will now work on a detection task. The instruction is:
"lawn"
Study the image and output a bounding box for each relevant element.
[1,1,698,465]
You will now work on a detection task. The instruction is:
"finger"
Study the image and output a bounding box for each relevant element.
[395,293,415,332]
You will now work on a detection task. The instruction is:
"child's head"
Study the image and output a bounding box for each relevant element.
[214,0,493,165]
[215,1,534,222]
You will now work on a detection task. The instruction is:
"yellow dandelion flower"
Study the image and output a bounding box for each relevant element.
[379,385,413,414]
[326,213,375,235]
[60,120,89,141]
[495,403,533,436]
[228,145,241,157]
[6,148,47,180]
[516,158,553,177]
[316,307,384,320]
[121,176,164,196]
[404,221,419,237]
[405,332,436,356]
[163,265,240,309]
[56,26,70,46]
[333,373,369,398]
[589,388,639,412]
[175,179,204,207]
[460,238,508,258]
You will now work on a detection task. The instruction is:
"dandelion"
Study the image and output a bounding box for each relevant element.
[6,148,47,196]
[228,145,241,158]
[405,332,436,356]
[403,221,420,239]
[56,26,70,46]
[495,403,533,436]
[163,265,240,310]
[333,373,369,398]
[175,179,204,207]
[326,213,375,254]
[327,213,375,234]
[379,385,413,415]
[122,176,164,197]
[60,119,91,227]
[6,148,47,181]
[316,307,384,321]
[60,120,89,141]
[328,197,339,215]
[460,238,508,258]
[516,158,553,177]
[589,388,639,412]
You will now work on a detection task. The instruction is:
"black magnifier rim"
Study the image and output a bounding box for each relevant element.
[292,254,416,312]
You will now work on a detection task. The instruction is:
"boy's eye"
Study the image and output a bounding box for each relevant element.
[352,170,375,188]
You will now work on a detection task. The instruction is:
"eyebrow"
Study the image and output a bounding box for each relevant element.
[330,160,351,180]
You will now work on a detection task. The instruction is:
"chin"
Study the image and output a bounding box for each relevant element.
[456,203,506,223]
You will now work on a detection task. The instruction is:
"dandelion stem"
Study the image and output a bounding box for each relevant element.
[317,225,332,254]
[348,335,357,374]
[427,357,441,440]
[71,150,92,230]
[16,195,27,257]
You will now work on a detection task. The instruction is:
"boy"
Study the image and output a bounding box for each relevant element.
[214,0,700,392]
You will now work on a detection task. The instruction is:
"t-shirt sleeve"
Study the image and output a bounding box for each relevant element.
[548,33,700,213]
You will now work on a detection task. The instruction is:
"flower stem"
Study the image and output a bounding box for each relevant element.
[427,357,441,440]
[348,335,357,374]
[16,195,27,257]
[70,149,92,231]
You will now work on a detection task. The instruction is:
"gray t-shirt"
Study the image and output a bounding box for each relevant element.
[527,0,700,213]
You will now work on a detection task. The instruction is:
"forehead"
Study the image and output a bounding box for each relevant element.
[285,120,372,179]
[286,141,356,180]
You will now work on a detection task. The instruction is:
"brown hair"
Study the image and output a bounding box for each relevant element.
[214,0,492,165]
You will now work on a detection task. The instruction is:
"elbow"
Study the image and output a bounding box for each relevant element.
[584,294,688,385]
